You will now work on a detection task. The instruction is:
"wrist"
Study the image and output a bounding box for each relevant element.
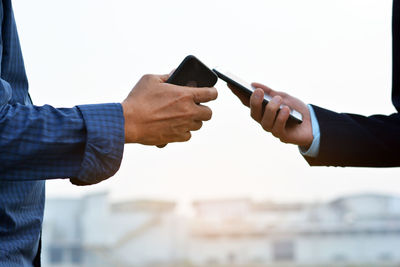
[121,101,139,144]
[302,129,314,148]
[299,104,314,148]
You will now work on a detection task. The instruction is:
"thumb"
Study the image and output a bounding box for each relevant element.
[191,87,218,103]
[159,74,171,83]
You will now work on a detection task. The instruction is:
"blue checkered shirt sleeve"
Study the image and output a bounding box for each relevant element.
[0,81,125,185]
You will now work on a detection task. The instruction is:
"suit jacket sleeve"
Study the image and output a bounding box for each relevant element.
[304,105,400,167]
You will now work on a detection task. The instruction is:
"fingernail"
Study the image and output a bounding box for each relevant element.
[272,96,281,104]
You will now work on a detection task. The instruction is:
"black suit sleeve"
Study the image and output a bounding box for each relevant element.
[304,105,400,167]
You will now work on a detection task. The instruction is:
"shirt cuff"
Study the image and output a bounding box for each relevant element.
[72,103,125,185]
[299,104,320,158]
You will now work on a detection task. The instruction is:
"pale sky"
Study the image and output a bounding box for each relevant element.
[13,0,400,205]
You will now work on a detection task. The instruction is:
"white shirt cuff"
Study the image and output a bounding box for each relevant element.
[299,105,320,158]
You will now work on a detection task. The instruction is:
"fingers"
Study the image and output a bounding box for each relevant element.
[260,96,283,131]
[189,120,203,131]
[228,84,250,107]
[190,87,218,103]
[271,106,290,142]
[250,89,265,122]
[176,132,192,142]
[140,74,170,83]
[251,82,275,96]
[157,121,201,147]
[193,105,213,121]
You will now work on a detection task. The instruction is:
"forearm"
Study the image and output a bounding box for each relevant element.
[0,103,124,184]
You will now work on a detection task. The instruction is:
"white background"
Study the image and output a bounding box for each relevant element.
[13,0,400,209]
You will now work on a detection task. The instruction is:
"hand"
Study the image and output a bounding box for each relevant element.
[229,82,313,148]
[122,74,218,145]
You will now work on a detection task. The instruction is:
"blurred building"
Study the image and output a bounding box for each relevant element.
[189,194,400,266]
[42,193,400,267]
[42,192,184,267]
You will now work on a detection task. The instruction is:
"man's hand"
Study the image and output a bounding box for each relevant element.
[229,82,313,148]
[122,74,218,145]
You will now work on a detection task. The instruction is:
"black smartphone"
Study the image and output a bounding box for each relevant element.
[213,68,303,124]
[167,55,218,87]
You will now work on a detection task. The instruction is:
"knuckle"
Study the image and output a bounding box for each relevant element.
[280,137,288,144]
[279,133,289,143]
[181,91,194,102]
[266,102,279,113]
[142,74,152,81]
[262,123,271,132]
